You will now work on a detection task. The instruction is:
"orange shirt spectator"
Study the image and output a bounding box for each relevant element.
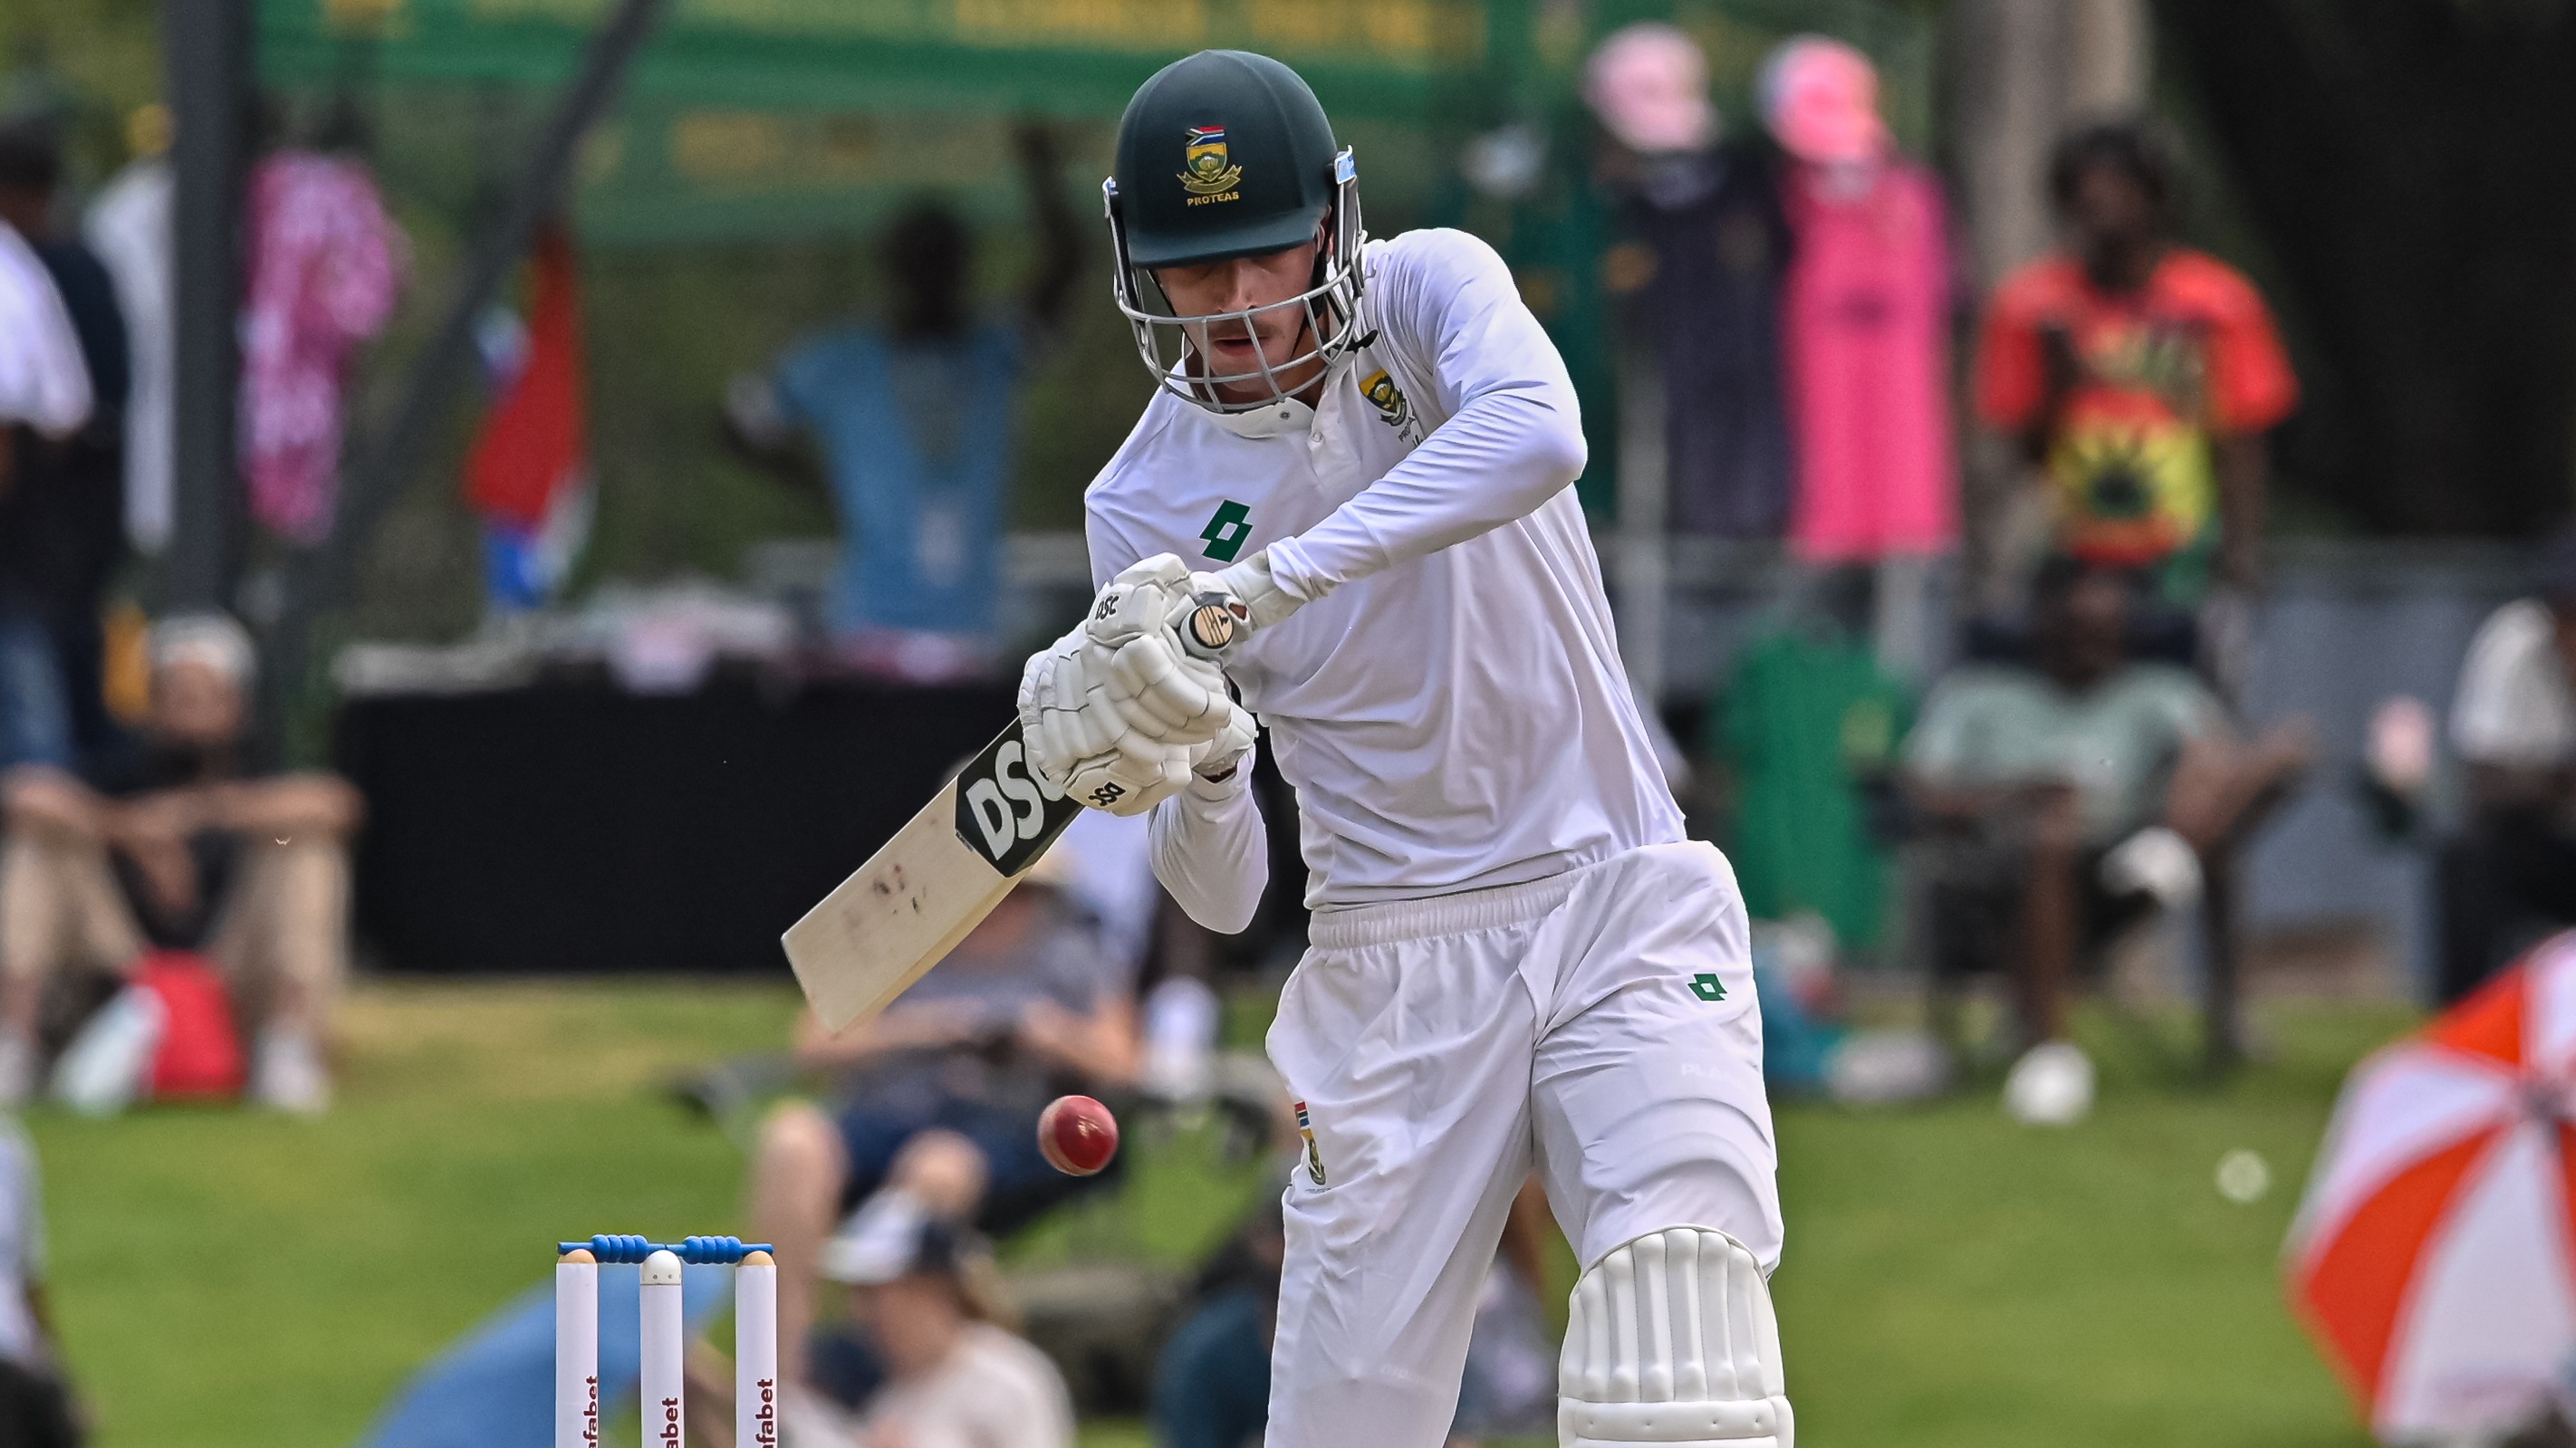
[1974,125,2298,604]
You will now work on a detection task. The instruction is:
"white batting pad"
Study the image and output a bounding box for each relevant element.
[1560,1226,1793,1448]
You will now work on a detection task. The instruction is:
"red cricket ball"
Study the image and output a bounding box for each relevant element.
[1037,1095,1120,1176]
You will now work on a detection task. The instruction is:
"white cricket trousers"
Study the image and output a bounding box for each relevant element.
[1264,841,1782,1448]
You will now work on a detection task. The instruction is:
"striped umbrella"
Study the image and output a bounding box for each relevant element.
[2286,932,2576,1441]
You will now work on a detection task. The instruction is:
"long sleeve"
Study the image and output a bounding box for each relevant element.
[1147,756,1268,935]
[1265,229,1588,601]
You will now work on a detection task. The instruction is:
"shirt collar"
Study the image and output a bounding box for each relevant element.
[1208,393,1312,438]
[1196,352,1359,440]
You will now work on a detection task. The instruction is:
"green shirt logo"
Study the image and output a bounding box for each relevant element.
[1199,500,1253,561]
[1689,973,1728,1002]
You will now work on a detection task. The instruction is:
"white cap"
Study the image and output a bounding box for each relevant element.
[639,1248,684,1286]
[149,610,257,687]
[818,1190,978,1287]
[821,1190,927,1285]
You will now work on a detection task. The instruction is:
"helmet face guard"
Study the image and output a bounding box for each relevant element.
[1105,149,1367,416]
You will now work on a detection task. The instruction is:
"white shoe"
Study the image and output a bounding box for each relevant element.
[2099,826,2204,912]
[251,1029,331,1116]
[0,1031,33,1108]
[51,988,165,1116]
[2003,1040,2096,1127]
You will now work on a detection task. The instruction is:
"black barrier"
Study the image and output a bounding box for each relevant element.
[335,676,1016,973]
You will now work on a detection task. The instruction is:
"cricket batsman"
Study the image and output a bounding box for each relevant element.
[1019,50,1789,1448]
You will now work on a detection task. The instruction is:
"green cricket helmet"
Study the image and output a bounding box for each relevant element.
[1105,50,1366,413]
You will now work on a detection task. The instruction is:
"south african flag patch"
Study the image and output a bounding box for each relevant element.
[1294,1099,1327,1187]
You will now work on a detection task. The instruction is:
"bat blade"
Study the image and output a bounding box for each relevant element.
[782,720,1081,1031]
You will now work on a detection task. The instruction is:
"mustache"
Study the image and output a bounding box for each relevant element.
[1208,315,1272,339]
[1196,312,1299,348]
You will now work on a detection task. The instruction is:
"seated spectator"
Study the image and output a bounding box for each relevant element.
[685,1203,1072,1448]
[829,1206,1072,1448]
[1902,560,2309,1067]
[0,612,360,1111]
[2435,532,2576,1002]
[747,847,1139,1408]
[1153,1113,1556,1448]
[1151,1147,1287,1448]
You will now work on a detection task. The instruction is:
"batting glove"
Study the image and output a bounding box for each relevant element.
[1018,634,1194,816]
[1188,705,1256,791]
[1021,556,1251,816]
[1087,554,1248,750]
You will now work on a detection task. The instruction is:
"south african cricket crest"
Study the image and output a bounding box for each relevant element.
[1180,125,1244,202]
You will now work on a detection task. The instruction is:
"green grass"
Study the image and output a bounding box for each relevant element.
[36,980,795,1446]
[1771,1006,2399,1448]
[31,980,2403,1448]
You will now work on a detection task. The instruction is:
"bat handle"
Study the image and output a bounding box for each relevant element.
[1175,587,1250,662]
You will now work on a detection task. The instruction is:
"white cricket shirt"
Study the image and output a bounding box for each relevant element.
[1086,228,1683,915]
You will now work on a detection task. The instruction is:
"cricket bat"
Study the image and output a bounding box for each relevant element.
[781,720,1084,1031]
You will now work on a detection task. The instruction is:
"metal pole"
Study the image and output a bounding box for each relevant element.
[265,0,666,733]
[163,0,249,610]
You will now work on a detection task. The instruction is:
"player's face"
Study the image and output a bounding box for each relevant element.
[1153,232,1325,401]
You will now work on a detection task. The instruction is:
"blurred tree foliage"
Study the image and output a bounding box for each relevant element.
[2158,0,2576,536]
[0,0,156,182]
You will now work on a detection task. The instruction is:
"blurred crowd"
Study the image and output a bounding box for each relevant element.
[0,113,367,1129]
[1574,25,2322,1117]
[0,104,387,1442]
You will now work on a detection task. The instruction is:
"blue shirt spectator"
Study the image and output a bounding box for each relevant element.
[773,321,1020,647]
[726,126,1080,683]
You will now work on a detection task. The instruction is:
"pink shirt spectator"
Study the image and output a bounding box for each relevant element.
[242,152,404,543]
[1778,159,1956,561]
